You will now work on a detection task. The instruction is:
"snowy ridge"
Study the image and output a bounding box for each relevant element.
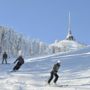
[0,45,90,90]
[49,40,86,53]
[0,26,86,58]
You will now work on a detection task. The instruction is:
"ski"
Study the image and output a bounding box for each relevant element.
[45,83,68,87]
[55,84,69,87]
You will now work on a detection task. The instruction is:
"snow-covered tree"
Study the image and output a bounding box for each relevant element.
[0,26,49,58]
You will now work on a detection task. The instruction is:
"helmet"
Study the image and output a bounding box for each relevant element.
[57,60,61,63]
[18,50,22,56]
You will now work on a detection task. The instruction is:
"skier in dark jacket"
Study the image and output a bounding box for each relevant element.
[13,55,24,71]
[2,52,8,64]
[48,61,61,84]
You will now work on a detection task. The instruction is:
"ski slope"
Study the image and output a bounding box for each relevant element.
[0,46,90,90]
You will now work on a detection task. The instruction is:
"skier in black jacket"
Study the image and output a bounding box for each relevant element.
[48,61,61,84]
[13,55,24,71]
[2,52,8,64]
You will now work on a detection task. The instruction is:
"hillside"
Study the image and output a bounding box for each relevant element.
[0,46,90,90]
[49,40,85,53]
[0,26,86,59]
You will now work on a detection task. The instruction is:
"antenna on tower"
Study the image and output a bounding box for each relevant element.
[68,11,71,33]
[66,12,75,41]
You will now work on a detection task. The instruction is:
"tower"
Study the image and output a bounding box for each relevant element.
[66,12,75,41]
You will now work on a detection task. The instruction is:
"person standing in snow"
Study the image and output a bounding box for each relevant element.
[2,52,8,64]
[48,61,61,84]
[12,50,24,71]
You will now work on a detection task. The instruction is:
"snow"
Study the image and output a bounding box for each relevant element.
[0,46,90,90]
[50,40,86,53]
[0,26,49,57]
[0,26,87,58]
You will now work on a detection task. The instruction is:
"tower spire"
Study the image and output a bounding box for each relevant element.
[68,11,71,33]
[66,12,75,40]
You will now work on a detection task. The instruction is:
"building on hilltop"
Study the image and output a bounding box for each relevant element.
[66,12,75,41]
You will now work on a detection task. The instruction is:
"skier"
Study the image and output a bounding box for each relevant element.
[2,52,8,64]
[12,55,24,71]
[48,60,61,84]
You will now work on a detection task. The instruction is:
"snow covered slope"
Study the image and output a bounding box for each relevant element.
[0,46,90,90]
[49,40,86,53]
